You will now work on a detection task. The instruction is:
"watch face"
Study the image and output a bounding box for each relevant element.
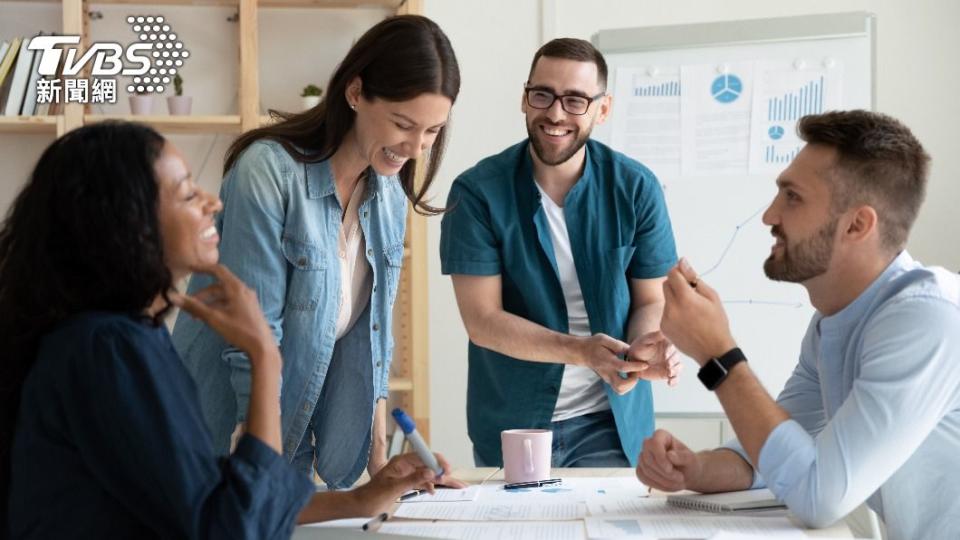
[697,358,727,390]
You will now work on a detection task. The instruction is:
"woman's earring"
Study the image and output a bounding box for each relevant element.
[349,103,357,111]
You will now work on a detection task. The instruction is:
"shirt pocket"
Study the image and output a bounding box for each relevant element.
[281,235,326,311]
[383,243,405,301]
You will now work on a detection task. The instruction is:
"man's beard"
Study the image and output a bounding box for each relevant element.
[527,121,592,166]
[763,218,838,283]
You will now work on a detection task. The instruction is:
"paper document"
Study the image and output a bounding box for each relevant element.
[392,501,586,521]
[588,496,694,517]
[480,477,647,504]
[585,515,804,538]
[680,62,754,176]
[399,485,480,502]
[610,66,682,177]
[379,520,586,540]
[748,60,843,174]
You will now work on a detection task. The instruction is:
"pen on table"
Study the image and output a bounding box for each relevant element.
[398,489,423,502]
[361,512,388,531]
[392,408,444,478]
[504,478,562,490]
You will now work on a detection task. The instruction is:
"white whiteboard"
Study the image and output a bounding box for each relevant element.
[592,13,874,413]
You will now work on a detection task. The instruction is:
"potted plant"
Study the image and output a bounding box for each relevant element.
[167,74,192,116]
[129,86,154,115]
[301,84,323,110]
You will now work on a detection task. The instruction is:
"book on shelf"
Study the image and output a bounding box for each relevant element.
[666,488,786,513]
[0,37,23,111]
[21,33,45,116]
[3,36,36,116]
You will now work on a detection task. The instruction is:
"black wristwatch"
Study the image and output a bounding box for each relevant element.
[697,347,746,391]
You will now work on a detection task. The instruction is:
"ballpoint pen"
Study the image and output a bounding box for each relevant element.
[503,478,562,490]
[398,489,423,502]
[362,512,389,531]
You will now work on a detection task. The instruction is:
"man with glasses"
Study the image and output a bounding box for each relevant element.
[440,38,680,468]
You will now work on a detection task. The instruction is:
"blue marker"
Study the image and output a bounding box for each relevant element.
[391,408,443,478]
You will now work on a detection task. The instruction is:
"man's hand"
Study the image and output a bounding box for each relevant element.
[577,333,650,395]
[636,429,704,492]
[627,330,682,386]
[661,259,737,365]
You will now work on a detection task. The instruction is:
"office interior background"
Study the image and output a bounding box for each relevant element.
[1,0,957,467]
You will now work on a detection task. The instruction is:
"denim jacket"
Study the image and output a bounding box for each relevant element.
[171,140,407,487]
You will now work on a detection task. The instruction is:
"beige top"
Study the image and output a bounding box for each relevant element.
[334,176,373,340]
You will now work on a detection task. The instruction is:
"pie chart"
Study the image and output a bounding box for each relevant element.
[768,125,785,140]
[711,74,742,103]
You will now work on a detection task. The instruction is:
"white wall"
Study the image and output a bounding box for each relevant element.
[2,0,958,469]
[425,0,960,466]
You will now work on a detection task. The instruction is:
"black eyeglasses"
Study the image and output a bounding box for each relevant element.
[524,86,605,116]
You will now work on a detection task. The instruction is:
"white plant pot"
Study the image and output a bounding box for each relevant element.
[167,96,193,116]
[129,95,154,115]
[301,95,321,110]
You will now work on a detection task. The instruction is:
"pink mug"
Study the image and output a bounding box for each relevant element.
[501,429,552,484]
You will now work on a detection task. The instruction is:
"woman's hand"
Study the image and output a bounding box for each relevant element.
[349,452,465,516]
[171,264,277,365]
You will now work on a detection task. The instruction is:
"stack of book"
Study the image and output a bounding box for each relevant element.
[0,32,61,117]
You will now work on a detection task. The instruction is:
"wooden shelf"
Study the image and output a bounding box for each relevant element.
[84,114,242,134]
[0,116,59,135]
[389,377,413,392]
[12,0,405,8]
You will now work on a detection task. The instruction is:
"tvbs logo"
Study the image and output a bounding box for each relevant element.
[29,15,189,95]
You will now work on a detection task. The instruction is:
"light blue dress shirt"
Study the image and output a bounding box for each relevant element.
[725,251,960,539]
[172,140,408,488]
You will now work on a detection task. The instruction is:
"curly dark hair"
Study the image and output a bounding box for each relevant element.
[0,121,173,526]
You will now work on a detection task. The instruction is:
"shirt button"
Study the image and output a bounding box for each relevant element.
[372,324,380,331]
[376,361,382,367]
[339,251,346,258]
[367,248,373,257]
[372,285,377,292]
[363,211,369,218]
[297,257,307,267]
[303,404,310,412]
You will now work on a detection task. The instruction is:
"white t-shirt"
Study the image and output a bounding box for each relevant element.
[535,182,610,422]
[334,177,373,340]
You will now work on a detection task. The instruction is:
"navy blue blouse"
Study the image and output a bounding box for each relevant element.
[9,312,313,539]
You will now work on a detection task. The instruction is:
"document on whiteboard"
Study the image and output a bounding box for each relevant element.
[680,62,754,176]
[748,59,844,174]
[610,66,682,177]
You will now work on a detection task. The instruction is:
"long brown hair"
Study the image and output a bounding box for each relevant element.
[224,15,460,215]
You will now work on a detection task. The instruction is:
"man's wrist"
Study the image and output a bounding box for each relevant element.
[558,333,585,366]
[697,338,739,367]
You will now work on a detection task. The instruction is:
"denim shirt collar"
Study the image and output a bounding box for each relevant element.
[304,158,382,203]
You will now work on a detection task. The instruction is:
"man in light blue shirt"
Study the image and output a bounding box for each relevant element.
[637,110,960,539]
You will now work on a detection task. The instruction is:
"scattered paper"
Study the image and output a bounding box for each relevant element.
[379,520,586,540]
[392,501,587,521]
[585,515,805,538]
[399,485,481,503]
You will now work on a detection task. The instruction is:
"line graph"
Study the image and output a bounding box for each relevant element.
[695,204,806,309]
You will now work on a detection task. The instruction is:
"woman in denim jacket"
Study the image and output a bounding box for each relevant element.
[172,15,460,487]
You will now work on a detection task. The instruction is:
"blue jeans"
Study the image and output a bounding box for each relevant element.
[473,409,630,468]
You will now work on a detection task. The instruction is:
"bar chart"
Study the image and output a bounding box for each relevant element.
[633,80,681,97]
[766,76,825,122]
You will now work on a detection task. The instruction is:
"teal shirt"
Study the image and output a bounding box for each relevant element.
[439,139,678,466]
